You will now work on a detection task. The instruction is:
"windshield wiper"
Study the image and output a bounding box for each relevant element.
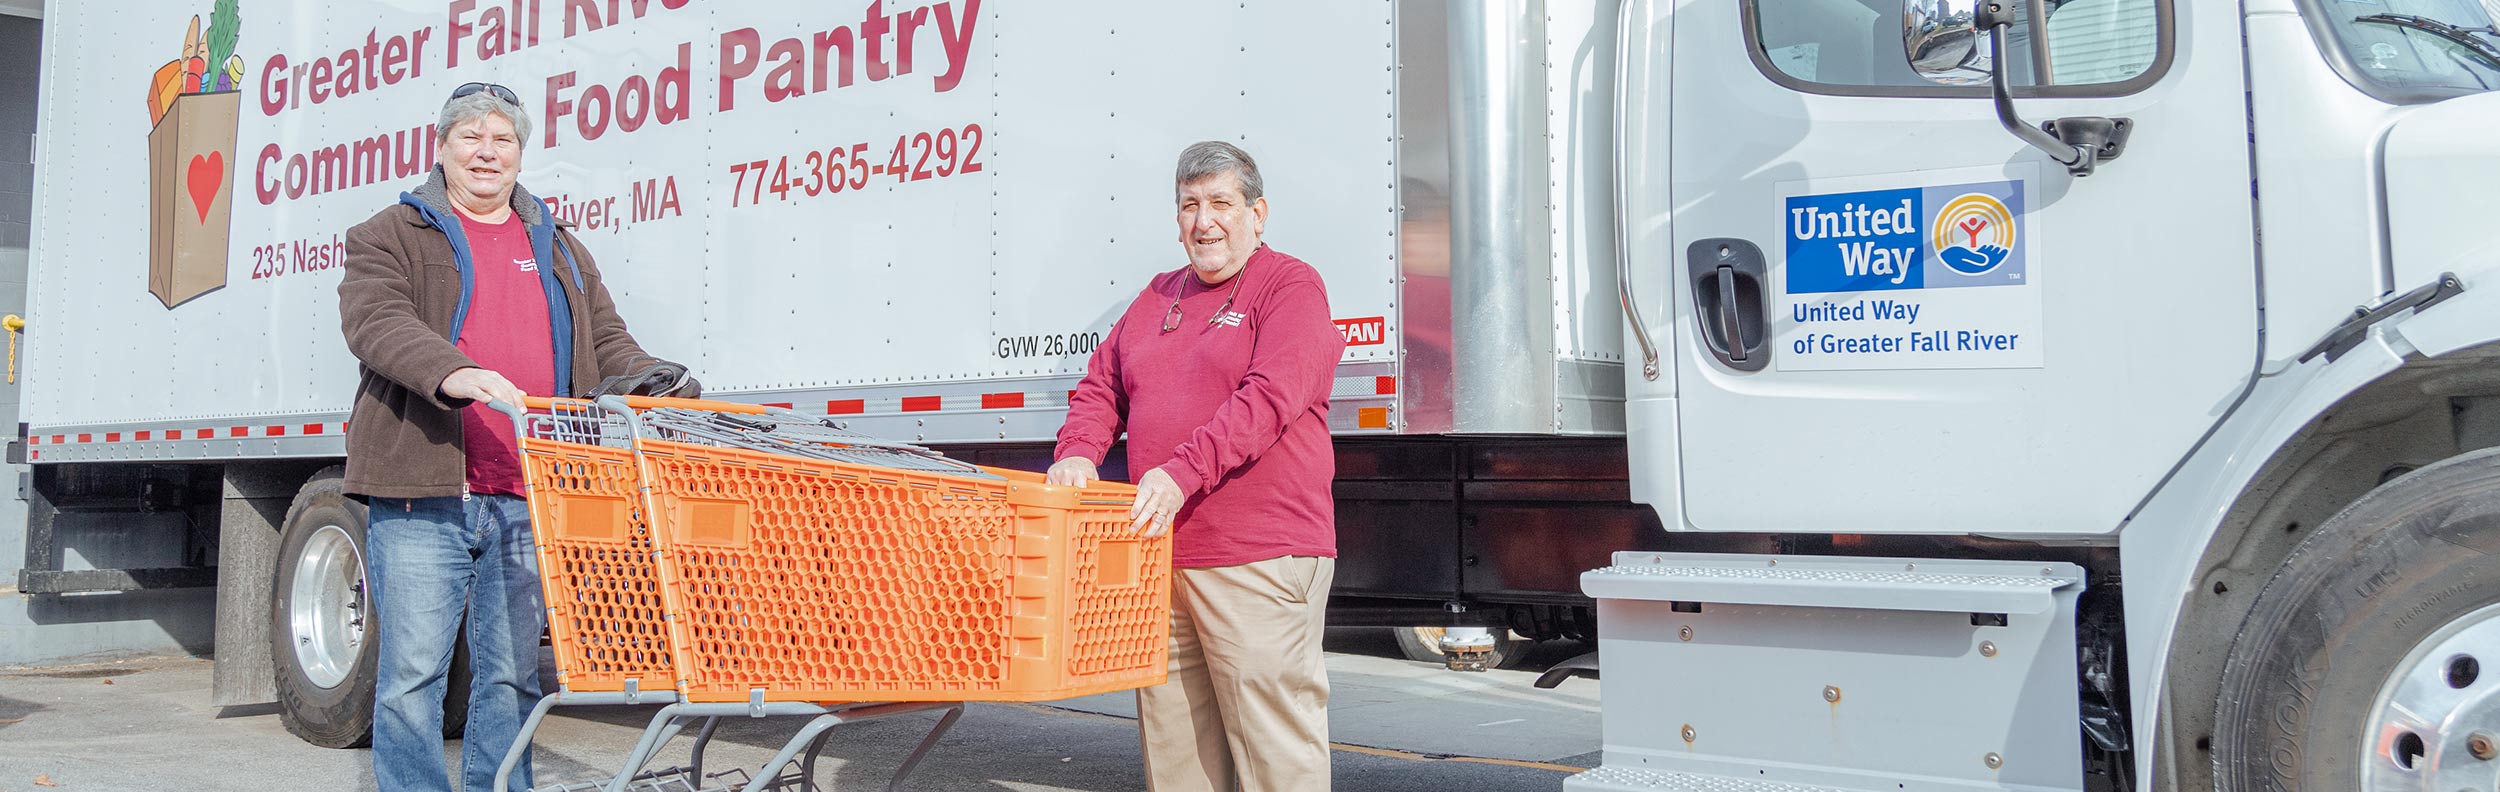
[2356,13,2500,72]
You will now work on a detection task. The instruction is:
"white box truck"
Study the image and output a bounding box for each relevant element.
[13,0,2500,789]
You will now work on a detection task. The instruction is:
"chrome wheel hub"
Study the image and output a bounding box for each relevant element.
[2365,601,2500,791]
[287,525,367,690]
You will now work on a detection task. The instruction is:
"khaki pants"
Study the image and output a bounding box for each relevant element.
[1138,555,1335,792]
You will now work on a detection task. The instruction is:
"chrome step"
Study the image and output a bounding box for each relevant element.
[1569,765,1861,791]
[1572,552,2088,792]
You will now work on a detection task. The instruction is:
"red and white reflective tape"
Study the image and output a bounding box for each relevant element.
[792,378,1393,417]
[24,376,1401,446]
[28,422,349,446]
[812,391,1048,416]
[1330,375,1398,399]
[22,368,1408,458]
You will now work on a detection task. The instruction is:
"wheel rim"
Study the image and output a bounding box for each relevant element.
[287,524,368,690]
[2363,601,2500,791]
[1412,626,1447,656]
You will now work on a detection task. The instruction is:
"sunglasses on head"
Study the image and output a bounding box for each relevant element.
[450,82,522,108]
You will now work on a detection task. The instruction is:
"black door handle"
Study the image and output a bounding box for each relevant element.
[1687,238,1770,372]
[1715,266,1745,360]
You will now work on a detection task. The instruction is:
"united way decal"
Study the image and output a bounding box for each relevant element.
[1772,169,2043,372]
[1784,180,2026,294]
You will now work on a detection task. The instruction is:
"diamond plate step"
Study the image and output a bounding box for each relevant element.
[1583,552,2082,614]
[1567,766,1861,791]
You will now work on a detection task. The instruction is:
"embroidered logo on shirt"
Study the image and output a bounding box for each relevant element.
[515,257,538,272]
[1214,311,1246,328]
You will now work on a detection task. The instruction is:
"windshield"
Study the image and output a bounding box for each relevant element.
[2308,0,2500,101]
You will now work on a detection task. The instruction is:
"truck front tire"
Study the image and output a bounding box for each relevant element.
[2214,447,2500,790]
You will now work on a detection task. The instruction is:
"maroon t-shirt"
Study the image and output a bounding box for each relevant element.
[454,214,557,496]
[1055,246,1346,568]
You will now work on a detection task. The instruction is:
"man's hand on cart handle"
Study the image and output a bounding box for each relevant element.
[1130,467,1182,538]
[1046,457,1099,488]
[442,366,526,407]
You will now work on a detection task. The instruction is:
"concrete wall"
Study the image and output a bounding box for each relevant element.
[0,11,219,667]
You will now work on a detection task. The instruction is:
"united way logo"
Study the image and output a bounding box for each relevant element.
[1933,193,2016,275]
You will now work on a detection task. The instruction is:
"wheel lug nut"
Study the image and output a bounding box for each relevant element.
[2471,732,2497,761]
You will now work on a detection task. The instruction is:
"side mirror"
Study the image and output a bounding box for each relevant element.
[1900,0,2131,176]
[1905,0,1992,85]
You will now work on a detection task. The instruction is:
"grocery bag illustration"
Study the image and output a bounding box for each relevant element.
[145,2,246,309]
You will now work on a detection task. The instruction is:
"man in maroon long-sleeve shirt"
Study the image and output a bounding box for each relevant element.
[1049,141,1346,791]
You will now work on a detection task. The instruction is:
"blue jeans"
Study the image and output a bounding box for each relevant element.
[368,494,543,792]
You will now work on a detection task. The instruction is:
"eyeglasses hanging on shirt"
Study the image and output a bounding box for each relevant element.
[1161,261,1251,334]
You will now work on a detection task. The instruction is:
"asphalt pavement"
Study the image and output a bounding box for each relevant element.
[0,630,1601,791]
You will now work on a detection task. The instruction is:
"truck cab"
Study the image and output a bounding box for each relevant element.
[1580,0,2500,789]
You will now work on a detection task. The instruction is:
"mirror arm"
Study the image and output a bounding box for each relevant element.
[1978,4,2097,174]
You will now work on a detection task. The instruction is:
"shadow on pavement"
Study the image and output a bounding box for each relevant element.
[506,627,1598,791]
[521,701,1144,792]
[214,702,284,719]
[0,692,46,733]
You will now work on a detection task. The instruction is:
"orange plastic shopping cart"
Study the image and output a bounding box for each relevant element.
[486,395,1170,792]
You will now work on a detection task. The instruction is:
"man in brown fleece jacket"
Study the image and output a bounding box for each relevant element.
[337,83,690,792]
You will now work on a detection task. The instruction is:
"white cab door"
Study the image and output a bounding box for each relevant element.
[1665,0,2257,535]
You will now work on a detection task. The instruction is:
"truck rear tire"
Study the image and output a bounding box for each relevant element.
[270,471,476,747]
[271,469,376,748]
[2213,447,2500,790]
[1393,626,1536,670]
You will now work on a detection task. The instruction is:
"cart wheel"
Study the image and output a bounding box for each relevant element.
[1392,626,1536,670]
[271,468,376,749]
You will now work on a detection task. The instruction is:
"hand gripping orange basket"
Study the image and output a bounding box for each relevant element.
[511,395,1171,705]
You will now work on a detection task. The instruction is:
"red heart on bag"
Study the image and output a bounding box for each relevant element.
[186,151,224,223]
